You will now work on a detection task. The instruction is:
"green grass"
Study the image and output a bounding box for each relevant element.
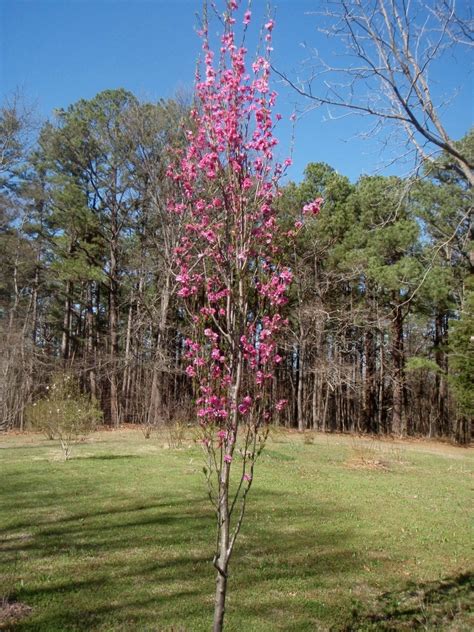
[0,429,473,631]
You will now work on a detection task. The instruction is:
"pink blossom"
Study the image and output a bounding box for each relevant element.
[178,286,192,298]
[238,395,253,415]
[204,328,218,341]
[276,399,288,411]
[223,454,233,463]
[200,306,216,317]
[302,197,323,216]
[201,229,217,243]
[168,5,289,449]
[279,269,293,283]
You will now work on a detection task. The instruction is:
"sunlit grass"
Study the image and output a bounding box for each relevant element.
[1,429,472,630]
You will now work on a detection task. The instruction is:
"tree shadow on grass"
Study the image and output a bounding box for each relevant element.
[9,589,202,632]
[344,572,474,631]
[74,454,142,461]
[0,479,362,631]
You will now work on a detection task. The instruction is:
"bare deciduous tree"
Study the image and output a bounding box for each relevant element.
[275,0,473,185]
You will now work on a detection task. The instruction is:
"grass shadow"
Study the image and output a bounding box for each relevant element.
[2,437,470,630]
[1,479,360,630]
[345,572,474,630]
[74,454,142,461]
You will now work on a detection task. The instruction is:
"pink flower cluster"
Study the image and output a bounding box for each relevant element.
[302,197,324,216]
[168,1,292,449]
[257,269,293,306]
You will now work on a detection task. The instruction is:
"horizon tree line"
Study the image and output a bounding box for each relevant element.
[0,89,472,443]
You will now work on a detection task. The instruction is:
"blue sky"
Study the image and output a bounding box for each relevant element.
[1,0,472,182]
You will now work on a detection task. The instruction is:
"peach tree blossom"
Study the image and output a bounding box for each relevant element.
[166,2,294,629]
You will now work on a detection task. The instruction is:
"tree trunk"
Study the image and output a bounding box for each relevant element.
[434,311,448,435]
[378,336,385,432]
[121,292,134,420]
[213,469,230,632]
[391,303,405,435]
[109,230,120,428]
[363,329,377,432]
[312,371,318,429]
[148,273,171,426]
[61,280,73,361]
[31,263,40,346]
[86,283,97,400]
[297,330,305,432]
[322,384,329,432]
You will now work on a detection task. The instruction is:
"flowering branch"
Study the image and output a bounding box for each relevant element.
[166,2,296,629]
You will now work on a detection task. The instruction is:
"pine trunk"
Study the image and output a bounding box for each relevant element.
[391,303,405,435]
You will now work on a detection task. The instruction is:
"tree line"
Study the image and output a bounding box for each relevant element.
[1,89,472,442]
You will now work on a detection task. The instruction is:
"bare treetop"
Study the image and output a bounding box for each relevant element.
[275,0,473,184]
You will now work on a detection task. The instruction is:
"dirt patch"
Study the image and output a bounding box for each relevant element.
[0,602,32,629]
[346,457,391,471]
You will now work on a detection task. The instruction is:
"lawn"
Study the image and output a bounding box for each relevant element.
[0,429,472,631]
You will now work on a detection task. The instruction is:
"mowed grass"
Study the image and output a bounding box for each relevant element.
[0,429,473,631]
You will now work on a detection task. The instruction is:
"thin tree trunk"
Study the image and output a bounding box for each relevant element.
[297,330,305,432]
[31,263,40,346]
[434,311,448,435]
[148,273,171,426]
[61,280,73,361]
[109,232,120,428]
[312,371,318,429]
[378,336,385,432]
[391,302,405,435]
[121,291,134,419]
[363,329,377,432]
[213,471,230,632]
[322,384,329,432]
[213,273,245,631]
[86,283,97,400]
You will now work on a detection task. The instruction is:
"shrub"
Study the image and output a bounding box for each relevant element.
[26,373,102,459]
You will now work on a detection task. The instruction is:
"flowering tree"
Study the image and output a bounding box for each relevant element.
[167,2,300,628]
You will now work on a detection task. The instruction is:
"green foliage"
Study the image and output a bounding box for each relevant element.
[449,290,474,418]
[26,372,102,458]
[3,84,472,442]
[405,357,444,374]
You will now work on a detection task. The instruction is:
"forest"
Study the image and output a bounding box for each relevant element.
[0,89,472,443]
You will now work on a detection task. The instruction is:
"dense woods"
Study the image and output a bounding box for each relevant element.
[1,89,472,442]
